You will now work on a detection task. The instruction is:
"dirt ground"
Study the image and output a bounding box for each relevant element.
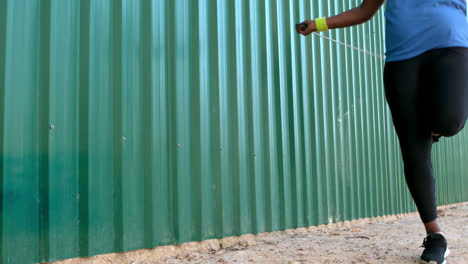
[49,202,468,264]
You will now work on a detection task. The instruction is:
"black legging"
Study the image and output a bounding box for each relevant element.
[384,47,468,223]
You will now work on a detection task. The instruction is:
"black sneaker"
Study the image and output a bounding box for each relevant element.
[420,232,450,264]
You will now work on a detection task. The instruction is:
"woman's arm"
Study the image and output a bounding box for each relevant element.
[297,0,385,35]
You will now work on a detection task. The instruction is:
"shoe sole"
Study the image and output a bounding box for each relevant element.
[420,248,450,264]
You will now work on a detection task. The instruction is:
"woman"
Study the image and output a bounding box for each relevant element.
[297,1,468,263]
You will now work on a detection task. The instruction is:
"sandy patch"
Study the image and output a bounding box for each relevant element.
[48,202,468,264]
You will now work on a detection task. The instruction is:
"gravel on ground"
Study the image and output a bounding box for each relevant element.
[48,202,468,264]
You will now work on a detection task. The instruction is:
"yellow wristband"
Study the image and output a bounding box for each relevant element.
[315,17,329,32]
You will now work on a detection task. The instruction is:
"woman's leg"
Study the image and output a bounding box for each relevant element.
[384,55,438,226]
[383,48,468,263]
[422,48,468,234]
[384,47,468,233]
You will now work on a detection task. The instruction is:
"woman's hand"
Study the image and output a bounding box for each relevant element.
[296,0,385,36]
[296,20,316,36]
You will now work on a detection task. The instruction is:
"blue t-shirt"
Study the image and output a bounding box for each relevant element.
[385,0,468,62]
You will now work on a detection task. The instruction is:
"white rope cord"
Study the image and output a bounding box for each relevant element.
[312,32,385,60]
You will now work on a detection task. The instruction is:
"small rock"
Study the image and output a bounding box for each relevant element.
[262,240,278,245]
[214,249,225,255]
[230,244,243,251]
[220,239,237,249]
[210,242,220,251]
[188,252,201,260]
[246,240,257,247]
[176,256,184,260]
[240,240,256,248]
[218,258,226,263]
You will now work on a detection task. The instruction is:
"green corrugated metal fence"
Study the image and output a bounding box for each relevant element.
[1,0,468,263]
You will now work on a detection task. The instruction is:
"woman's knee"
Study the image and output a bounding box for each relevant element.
[432,116,467,137]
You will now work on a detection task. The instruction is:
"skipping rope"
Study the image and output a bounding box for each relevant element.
[311,32,385,60]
